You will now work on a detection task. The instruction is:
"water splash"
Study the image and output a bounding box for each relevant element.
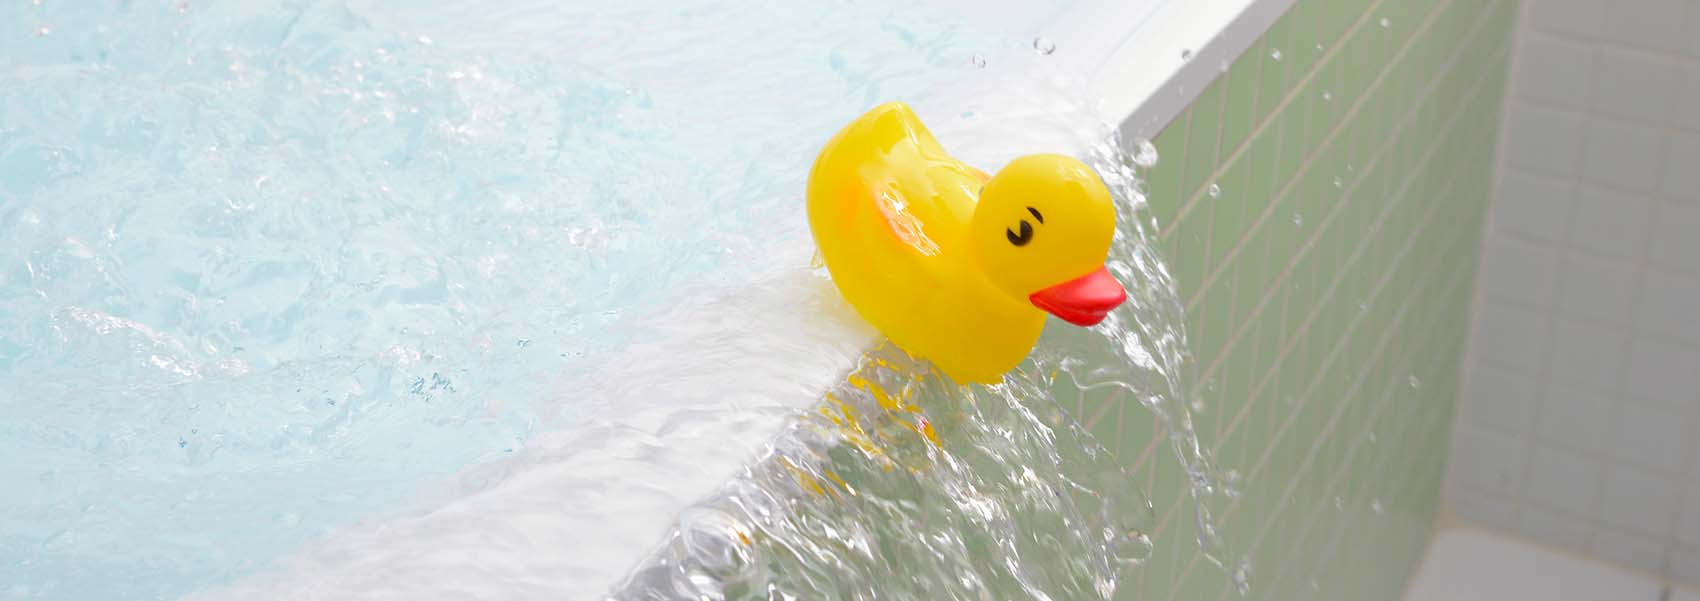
[614,123,1249,598]
[611,347,1154,600]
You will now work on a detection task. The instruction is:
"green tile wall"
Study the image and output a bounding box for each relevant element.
[1089,0,1519,599]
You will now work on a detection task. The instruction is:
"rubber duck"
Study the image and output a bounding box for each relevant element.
[807,101,1126,384]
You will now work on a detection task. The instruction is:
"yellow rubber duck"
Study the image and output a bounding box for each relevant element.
[807,101,1126,384]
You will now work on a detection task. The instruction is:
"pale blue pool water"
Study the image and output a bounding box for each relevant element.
[0,1,1022,598]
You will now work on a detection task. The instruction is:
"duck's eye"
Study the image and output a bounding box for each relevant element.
[1006,220,1034,246]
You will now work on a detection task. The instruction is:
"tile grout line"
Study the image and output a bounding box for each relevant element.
[1206,33,1512,454]
[1158,0,1395,240]
[1180,0,1464,312]
[1177,239,1479,599]
[1124,10,1508,552]
[1143,125,1494,560]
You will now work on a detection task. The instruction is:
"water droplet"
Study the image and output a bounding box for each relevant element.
[1333,176,1343,189]
[1207,183,1221,198]
[1333,496,1344,510]
[970,54,987,68]
[1367,431,1379,444]
[1190,399,1206,413]
[1230,557,1252,595]
[1322,91,1333,101]
[1132,139,1159,168]
[1291,213,1304,227]
[35,26,50,36]
[417,35,434,45]
[1033,36,1056,55]
[1408,375,1422,389]
[1371,498,1385,514]
[1111,530,1154,566]
[1358,301,1369,313]
[1310,578,1321,592]
[1180,48,1193,61]
[1218,59,1230,73]
[1380,17,1392,29]
[1315,43,1325,52]
[1270,48,1283,61]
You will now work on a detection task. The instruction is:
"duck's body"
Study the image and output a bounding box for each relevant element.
[807,102,1125,383]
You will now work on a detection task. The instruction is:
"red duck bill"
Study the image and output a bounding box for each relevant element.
[1028,266,1127,327]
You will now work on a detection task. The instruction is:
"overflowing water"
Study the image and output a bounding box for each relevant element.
[610,122,1250,598]
[3,0,1246,599]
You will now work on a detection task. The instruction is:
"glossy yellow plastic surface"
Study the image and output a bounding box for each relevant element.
[806,102,1121,383]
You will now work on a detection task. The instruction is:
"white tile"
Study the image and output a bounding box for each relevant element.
[1598,464,1681,534]
[1678,65,1700,131]
[1671,549,1700,593]
[1459,364,1539,434]
[1506,106,1587,175]
[1592,526,1669,574]
[1452,426,1529,495]
[1518,506,1595,551]
[1651,201,1700,271]
[1473,300,1551,373]
[1527,0,1605,37]
[1516,33,1598,111]
[1581,120,1665,192]
[1569,185,1654,260]
[1494,169,1576,243]
[1548,318,1631,397]
[1634,269,1700,343]
[1448,487,1521,531]
[1524,444,1605,515]
[1480,236,1562,306]
[1665,133,1700,203]
[1598,0,1691,53]
[1555,253,1638,324]
[1592,48,1680,123]
[1405,529,1662,601]
[1625,335,1700,407]
[1539,385,1617,453]
[1678,489,1700,547]
[1612,401,1688,472]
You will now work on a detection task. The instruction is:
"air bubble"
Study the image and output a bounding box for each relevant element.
[36,26,50,36]
[1322,91,1333,101]
[970,54,986,69]
[1180,48,1193,61]
[1408,375,1421,389]
[1333,176,1343,189]
[1292,213,1304,227]
[1033,37,1056,55]
[1271,48,1282,61]
[1207,183,1221,198]
[1371,499,1385,514]
[1380,17,1391,29]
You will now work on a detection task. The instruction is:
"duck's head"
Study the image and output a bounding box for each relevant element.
[970,154,1127,327]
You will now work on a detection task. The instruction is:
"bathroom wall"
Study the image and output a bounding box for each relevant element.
[1092,0,1518,599]
[1444,0,1700,586]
